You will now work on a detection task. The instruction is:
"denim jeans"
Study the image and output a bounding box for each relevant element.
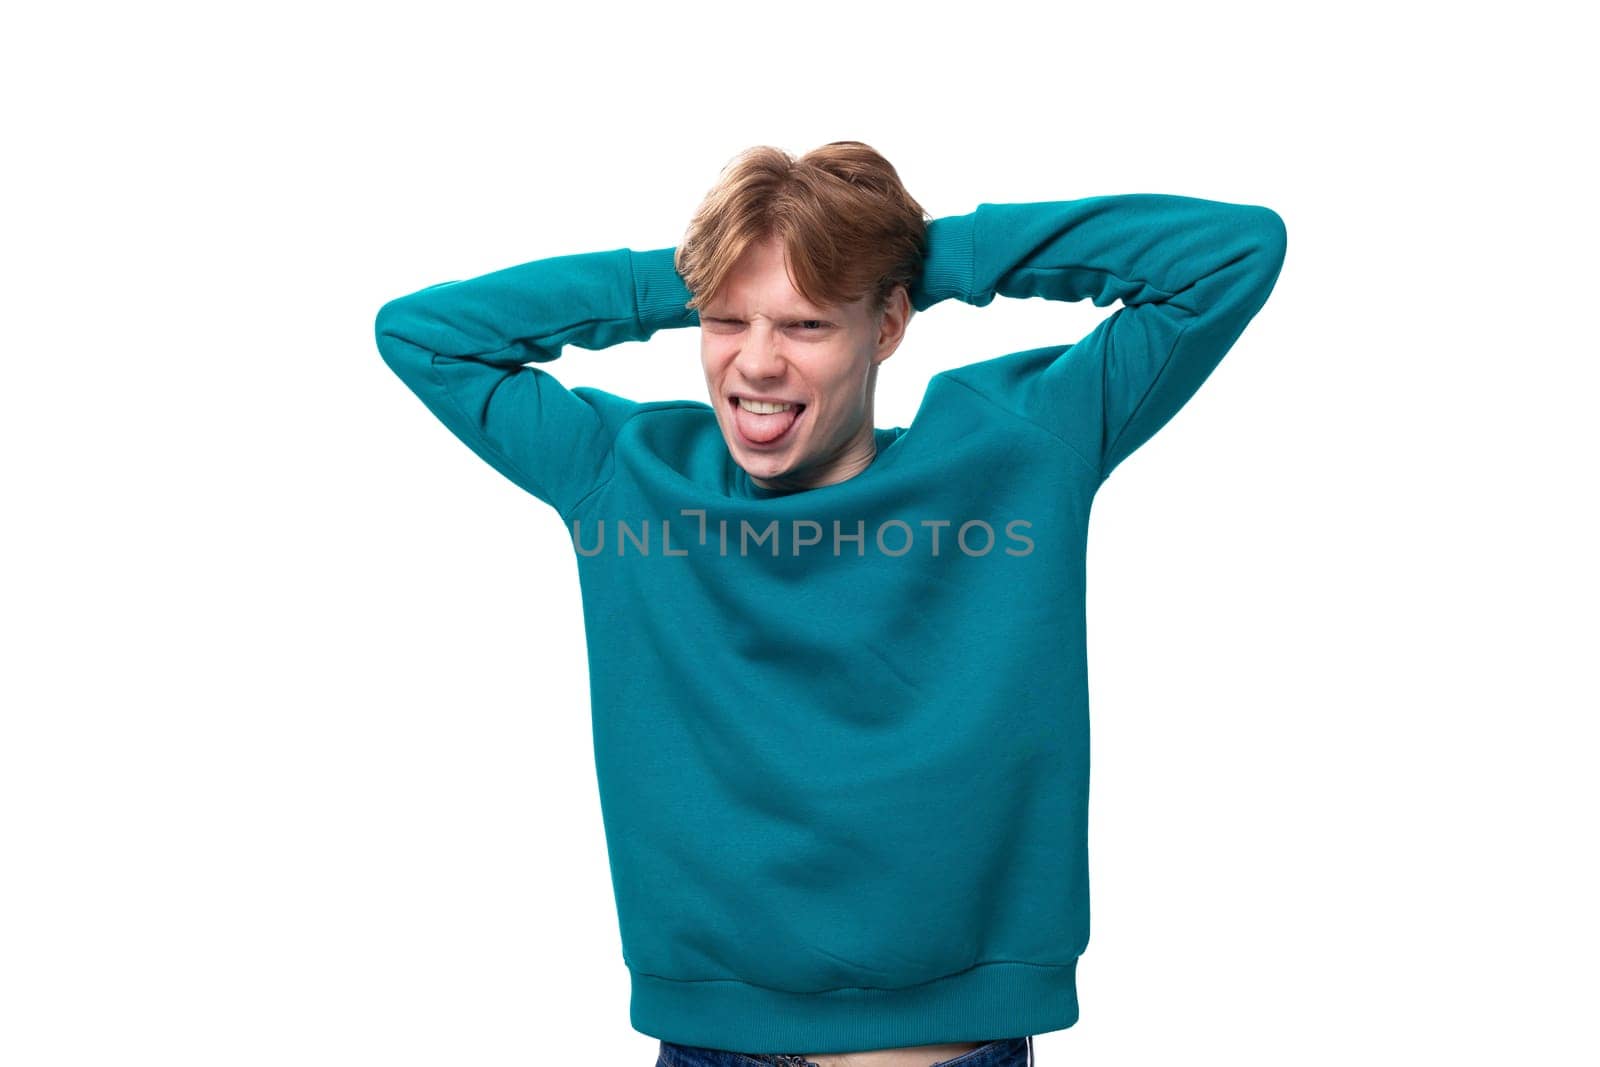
[656,1035,1033,1067]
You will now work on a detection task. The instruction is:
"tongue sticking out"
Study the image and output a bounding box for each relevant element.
[734,402,801,444]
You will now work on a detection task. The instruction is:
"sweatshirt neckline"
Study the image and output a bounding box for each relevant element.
[734,427,905,500]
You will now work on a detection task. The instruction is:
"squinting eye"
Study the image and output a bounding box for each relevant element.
[796,321,827,331]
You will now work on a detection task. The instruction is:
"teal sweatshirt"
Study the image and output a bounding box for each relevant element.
[374,194,1287,1052]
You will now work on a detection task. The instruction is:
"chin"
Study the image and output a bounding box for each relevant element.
[734,450,791,478]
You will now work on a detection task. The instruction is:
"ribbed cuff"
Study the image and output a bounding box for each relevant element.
[912,212,976,310]
[630,246,697,331]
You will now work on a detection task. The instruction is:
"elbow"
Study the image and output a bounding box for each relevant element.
[1232,205,1288,299]
[374,298,421,372]
[1248,205,1288,270]
[375,281,460,369]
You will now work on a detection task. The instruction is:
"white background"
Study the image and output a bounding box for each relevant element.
[4,1,1595,1064]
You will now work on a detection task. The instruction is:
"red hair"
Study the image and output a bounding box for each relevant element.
[675,141,929,318]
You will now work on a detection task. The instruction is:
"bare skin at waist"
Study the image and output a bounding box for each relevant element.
[791,1039,988,1067]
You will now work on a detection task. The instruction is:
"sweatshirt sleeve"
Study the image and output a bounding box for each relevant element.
[911,195,1287,481]
[374,245,697,517]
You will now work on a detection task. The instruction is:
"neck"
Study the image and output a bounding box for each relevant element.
[750,424,878,492]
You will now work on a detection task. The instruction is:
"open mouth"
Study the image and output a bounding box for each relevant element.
[729,396,807,446]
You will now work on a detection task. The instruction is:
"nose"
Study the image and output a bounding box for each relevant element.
[732,321,788,380]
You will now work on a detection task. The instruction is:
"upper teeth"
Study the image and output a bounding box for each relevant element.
[737,398,794,414]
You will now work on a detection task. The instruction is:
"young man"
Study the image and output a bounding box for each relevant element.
[375,141,1287,1067]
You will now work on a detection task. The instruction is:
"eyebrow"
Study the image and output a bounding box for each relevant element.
[703,309,831,319]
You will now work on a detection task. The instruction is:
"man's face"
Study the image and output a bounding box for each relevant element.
[699,235,910,492]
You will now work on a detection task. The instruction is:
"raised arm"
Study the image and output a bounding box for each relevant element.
[374,245,697,517]
[911,195,1287,481]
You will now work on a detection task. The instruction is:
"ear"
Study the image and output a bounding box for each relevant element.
[873,284,912,363]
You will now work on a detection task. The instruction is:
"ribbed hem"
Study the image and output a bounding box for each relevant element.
[913,212,976,310]
[629,957,1078,1052]
[630,246,697,330]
